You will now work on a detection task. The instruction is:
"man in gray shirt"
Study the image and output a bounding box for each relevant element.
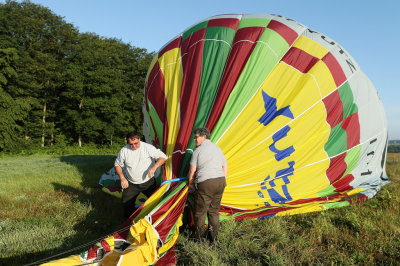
[115,131,167,218]
[188,127,228,243]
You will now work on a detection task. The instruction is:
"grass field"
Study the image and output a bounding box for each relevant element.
[0,153,399,265]
[0,154,124,265]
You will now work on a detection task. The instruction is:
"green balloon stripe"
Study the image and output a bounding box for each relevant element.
[342,144,361,176]
[179,26,236,177]
[211,26,290,142]
[317,144,361,197]
[324,123,348,157]
[237,17,270,29]
[338,82,358,119]
[324,82,360,158]
[182,20,208,43]
[147,102,164,149]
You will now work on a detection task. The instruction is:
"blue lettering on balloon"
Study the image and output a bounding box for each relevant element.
[258,90,294,126]
[269,125,295,161]
[258,161,295,206]
[257,90,296,207]
[269,161,295,187]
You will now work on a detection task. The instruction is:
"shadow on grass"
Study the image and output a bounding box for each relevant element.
[2,155,125,266]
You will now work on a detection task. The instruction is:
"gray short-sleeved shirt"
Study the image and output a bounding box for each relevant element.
[115,141,167,184]
[190,139,227,183]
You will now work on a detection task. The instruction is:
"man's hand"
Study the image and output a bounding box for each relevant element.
[148,167,156,178]
[116,166,129,189]
[120,176,129,189]
[188,165,196,192]
[188,182,195,192]
[148,157,166,178]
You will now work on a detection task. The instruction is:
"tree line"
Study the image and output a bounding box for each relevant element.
[388,144,400,153]
[0,0,154,152]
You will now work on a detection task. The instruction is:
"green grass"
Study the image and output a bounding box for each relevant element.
[0,154,399,265]
[0,154,124,265]
[0,144,121,158]
[175,153,400,265]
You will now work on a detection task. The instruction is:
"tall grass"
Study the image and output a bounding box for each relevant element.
[0,154,399,265]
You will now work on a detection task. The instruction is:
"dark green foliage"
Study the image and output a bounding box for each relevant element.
[59,33,152,146]
[0,1,153,152]
[388,144,400,153]
[0,47,30,151]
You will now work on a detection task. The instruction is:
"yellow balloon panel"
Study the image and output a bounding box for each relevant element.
[158,48,182,179]
[218,60,330,178]
[275,204,325,216]
[260,62,322,117]
[217,63,321,159]
[227,145,276,184]
[276,102,330,169]
[218,58,332,209]
[293,36,329,59]
[158,48,182,156]
[292,36,338,97]
[145,54,159,86]
[280,159,330,200]
[220,115,287,161]
[308,60,337,98]
[222,160,330,210]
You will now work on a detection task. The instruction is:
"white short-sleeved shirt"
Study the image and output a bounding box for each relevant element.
[115,141,167,184]
[190,139,227,183]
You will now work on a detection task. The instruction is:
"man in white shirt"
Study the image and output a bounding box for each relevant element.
[115,131,167,218]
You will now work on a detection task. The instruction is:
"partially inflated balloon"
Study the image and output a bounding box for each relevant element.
[47,14,389,265]
[143,14,389,220]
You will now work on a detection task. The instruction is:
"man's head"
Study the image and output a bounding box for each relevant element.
[126,131,141,150]
[193,127,210,147]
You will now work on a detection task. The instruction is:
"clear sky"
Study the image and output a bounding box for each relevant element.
[5,0,400,139]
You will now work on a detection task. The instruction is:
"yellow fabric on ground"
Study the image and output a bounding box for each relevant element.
[43,218,160,266]
[158,214,183,254]
[121,218,160,265]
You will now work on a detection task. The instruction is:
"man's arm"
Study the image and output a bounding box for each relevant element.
[147,157,166,178]
[188,165,196,190]
[115,165,129,189]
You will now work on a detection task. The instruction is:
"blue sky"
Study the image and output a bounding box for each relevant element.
[6,0,400,139]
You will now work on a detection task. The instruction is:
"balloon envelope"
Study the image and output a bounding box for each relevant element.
[143,14,389,219]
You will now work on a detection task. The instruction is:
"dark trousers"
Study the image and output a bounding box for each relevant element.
[194,176,226,241]
[122,178,157,218]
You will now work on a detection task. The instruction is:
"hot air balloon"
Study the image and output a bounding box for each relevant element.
[45,14,388,265]
[143,13,389,220]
